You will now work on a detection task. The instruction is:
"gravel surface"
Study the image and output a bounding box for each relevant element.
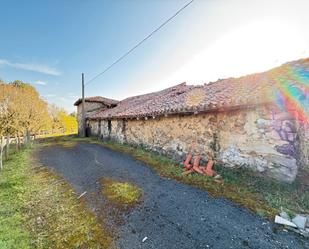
[37,142,309,249]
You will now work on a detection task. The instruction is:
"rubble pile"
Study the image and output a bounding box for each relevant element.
[275,211,309,237]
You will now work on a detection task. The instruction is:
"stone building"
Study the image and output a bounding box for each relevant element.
[74,96,118,135]
[75,58,309,183]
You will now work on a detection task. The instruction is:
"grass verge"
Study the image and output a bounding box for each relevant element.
[0,145,113,249]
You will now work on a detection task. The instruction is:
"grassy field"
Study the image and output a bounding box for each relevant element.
[0,144,113,249]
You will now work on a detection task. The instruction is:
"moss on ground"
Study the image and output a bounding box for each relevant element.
[0,145,114,249]
[38,135,80,149]
[101,179,142,205]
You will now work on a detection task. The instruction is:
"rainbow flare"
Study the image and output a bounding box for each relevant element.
[272,63,309,124]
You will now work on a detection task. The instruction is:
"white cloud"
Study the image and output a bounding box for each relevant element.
[0,59,61,76]
[35,80,47,85]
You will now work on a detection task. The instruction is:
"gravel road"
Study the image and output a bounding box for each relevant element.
[37,141,308,249]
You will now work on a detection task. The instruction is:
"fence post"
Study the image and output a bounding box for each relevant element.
[26,130,30,147]
[5,135,9,160]
[15,134,18,151]
[0,137,4,170]
[17,133,21,149]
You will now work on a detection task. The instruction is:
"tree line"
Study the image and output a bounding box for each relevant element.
[0,80,77,169]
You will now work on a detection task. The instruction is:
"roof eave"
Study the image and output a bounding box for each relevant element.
[86,101,274,121]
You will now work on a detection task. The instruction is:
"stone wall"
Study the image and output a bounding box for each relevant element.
[125,114,216,161]
[89,120,99,136]
[297,122,309,169]
[215,107,299,182]
[76,102,106,135]
[100,120,109,138]
[89,105,308,183]
[110,120,126,143]
[92,119,125,141]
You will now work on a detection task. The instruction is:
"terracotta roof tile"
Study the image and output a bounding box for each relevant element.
[74,96,119,106]
[89,57,309,119]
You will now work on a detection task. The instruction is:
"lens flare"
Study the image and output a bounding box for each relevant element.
[271,63,309,124]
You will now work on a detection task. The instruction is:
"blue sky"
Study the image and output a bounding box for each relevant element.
[1,0,309,112]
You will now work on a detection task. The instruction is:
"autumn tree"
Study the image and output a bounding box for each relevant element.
[0,83,23,167]
[0,79,77,169]
[10,81,50,144]
[48,105,77,134]
[0,80,51,168]
[0,84,9,169]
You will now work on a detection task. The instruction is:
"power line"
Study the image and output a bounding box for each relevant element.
[85,0,194,86]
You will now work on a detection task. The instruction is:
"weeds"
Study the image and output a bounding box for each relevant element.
[101,179,142,205]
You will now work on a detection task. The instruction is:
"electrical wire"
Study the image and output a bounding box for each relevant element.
[85,0,194,86]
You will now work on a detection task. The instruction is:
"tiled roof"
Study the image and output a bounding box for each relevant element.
[74,96,119,106]
[89,57,309,119]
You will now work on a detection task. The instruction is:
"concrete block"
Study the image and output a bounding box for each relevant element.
[275,215,297,228]
[292,215,307,229]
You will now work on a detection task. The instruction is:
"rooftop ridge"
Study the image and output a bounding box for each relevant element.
[82,56,309,120]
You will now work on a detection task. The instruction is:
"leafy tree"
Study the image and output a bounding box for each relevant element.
[0,80,77,169]
[0,83,22,167]
[48,105,77,134]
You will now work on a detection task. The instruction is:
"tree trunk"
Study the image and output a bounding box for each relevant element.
[0,137,4,170]
[15,134,18,151]
[26,130,31,147]
[5,135,9,160]
[24,132,27,145]
[17,133,21,149]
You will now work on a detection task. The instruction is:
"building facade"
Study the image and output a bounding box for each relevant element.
[75,58,309,183]
[74,96,118,135]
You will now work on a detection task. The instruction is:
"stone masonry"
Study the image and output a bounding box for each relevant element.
[91,105,305,183]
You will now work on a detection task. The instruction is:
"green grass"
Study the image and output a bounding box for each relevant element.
[101,179,142,205]
[0,150,31,249]
[37,135,309,219]
[0,144,113,249]
[38,131,77,138]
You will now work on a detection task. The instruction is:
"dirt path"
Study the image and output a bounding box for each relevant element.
[37,141,308,249]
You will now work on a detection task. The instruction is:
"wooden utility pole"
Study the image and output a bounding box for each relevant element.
[81,73,86,137]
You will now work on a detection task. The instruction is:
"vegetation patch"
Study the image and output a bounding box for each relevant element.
[0,145,113,249]
[38,135,81,149]
[101,178,142,206]
[58,140,79,148]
